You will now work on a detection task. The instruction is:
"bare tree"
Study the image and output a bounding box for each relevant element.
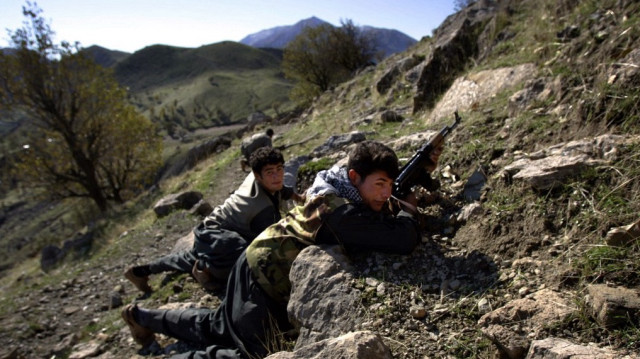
[0,3,161,212]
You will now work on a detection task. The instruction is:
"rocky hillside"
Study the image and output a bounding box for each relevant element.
[1,0,640,358]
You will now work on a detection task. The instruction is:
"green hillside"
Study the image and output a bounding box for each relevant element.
[82,45,130,68]
[114,42,293,130]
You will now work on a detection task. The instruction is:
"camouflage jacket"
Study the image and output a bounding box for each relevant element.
[245,193,420,304]
[245,193,349,304]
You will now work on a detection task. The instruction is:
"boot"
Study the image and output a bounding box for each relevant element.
[121,304,156,347]
[124,267,152,294]
[192,260,223,291]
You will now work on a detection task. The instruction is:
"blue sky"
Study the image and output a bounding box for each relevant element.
[1,0,457,53]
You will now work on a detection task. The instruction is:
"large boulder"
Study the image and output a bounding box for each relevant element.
[429,63,538,122]
[413,0,498,113]
[502,134,630,190]
[287,245,361,348]
[376,55,423,95]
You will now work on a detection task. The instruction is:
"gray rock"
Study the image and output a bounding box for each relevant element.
[376,66,401,95]
[502,135,629,190]
[310,132,367,158]
[40,230,96,271]
[457,202,484,223]
[266,331,392,359]
[526,337,638,359]
[478,289,575,359]
[477,298,491,314]
[380,110,403,123]
[604,48,640,86]
[585,284,640,328]
[605,218,640,246]
[172,231,195,253]
[510,154,589,190]
[413,0,499,112]
[387,130,437,154]
[430,63,538,122]
[68,341,101,359]
[376,56,423,95]
[284,155,311,189]
[53,333,79,356]
[190,199,213,217]
[508,77,549,117]
[288,245,360,349]
[153,191,204,218]
[557,25,581,41]
[41,245,64,272]
[108,291,123,310]
[462,167,488,202]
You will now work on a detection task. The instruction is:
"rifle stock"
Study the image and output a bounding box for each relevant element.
[392,111,461,198]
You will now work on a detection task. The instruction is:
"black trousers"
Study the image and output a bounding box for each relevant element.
[148,225,248,282]
[137,252,291,359]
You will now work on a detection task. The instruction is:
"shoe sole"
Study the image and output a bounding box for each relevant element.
[124,269,153,293]
[121,304,156,347]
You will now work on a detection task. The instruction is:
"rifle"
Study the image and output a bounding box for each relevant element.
[392,111,461,199]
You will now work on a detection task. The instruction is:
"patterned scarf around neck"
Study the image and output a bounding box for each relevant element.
[306,165,362,203]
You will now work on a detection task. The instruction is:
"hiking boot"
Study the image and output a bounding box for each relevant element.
[124,267,152,293]
[192,260,223,291]
[121,304,156,347]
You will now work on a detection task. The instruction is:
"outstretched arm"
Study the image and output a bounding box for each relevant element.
[316,203,420,255]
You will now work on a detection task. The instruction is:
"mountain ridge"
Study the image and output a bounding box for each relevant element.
[239,16,418,58]
[75,17,416,132]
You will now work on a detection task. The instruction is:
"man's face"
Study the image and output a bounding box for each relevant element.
[255,163,285,194]
[349,169,393,212]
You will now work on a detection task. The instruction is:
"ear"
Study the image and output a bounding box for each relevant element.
[348,169,360,186]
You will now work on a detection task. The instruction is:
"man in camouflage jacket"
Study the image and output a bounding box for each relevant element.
[122,140,442,359]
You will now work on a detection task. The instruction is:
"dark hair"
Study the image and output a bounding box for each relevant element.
[348,140,399,180]
[266,128,274,137]
[249,147,284,173]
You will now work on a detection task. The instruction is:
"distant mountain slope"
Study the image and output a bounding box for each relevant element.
[82,45,130,68]
[110,41,292,128]
[240,16,417,58]
[113,41,283,91]
[241,16,329,49]
[361,26,419,58]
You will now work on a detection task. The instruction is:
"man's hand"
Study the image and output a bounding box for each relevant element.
[399,192,419,216]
